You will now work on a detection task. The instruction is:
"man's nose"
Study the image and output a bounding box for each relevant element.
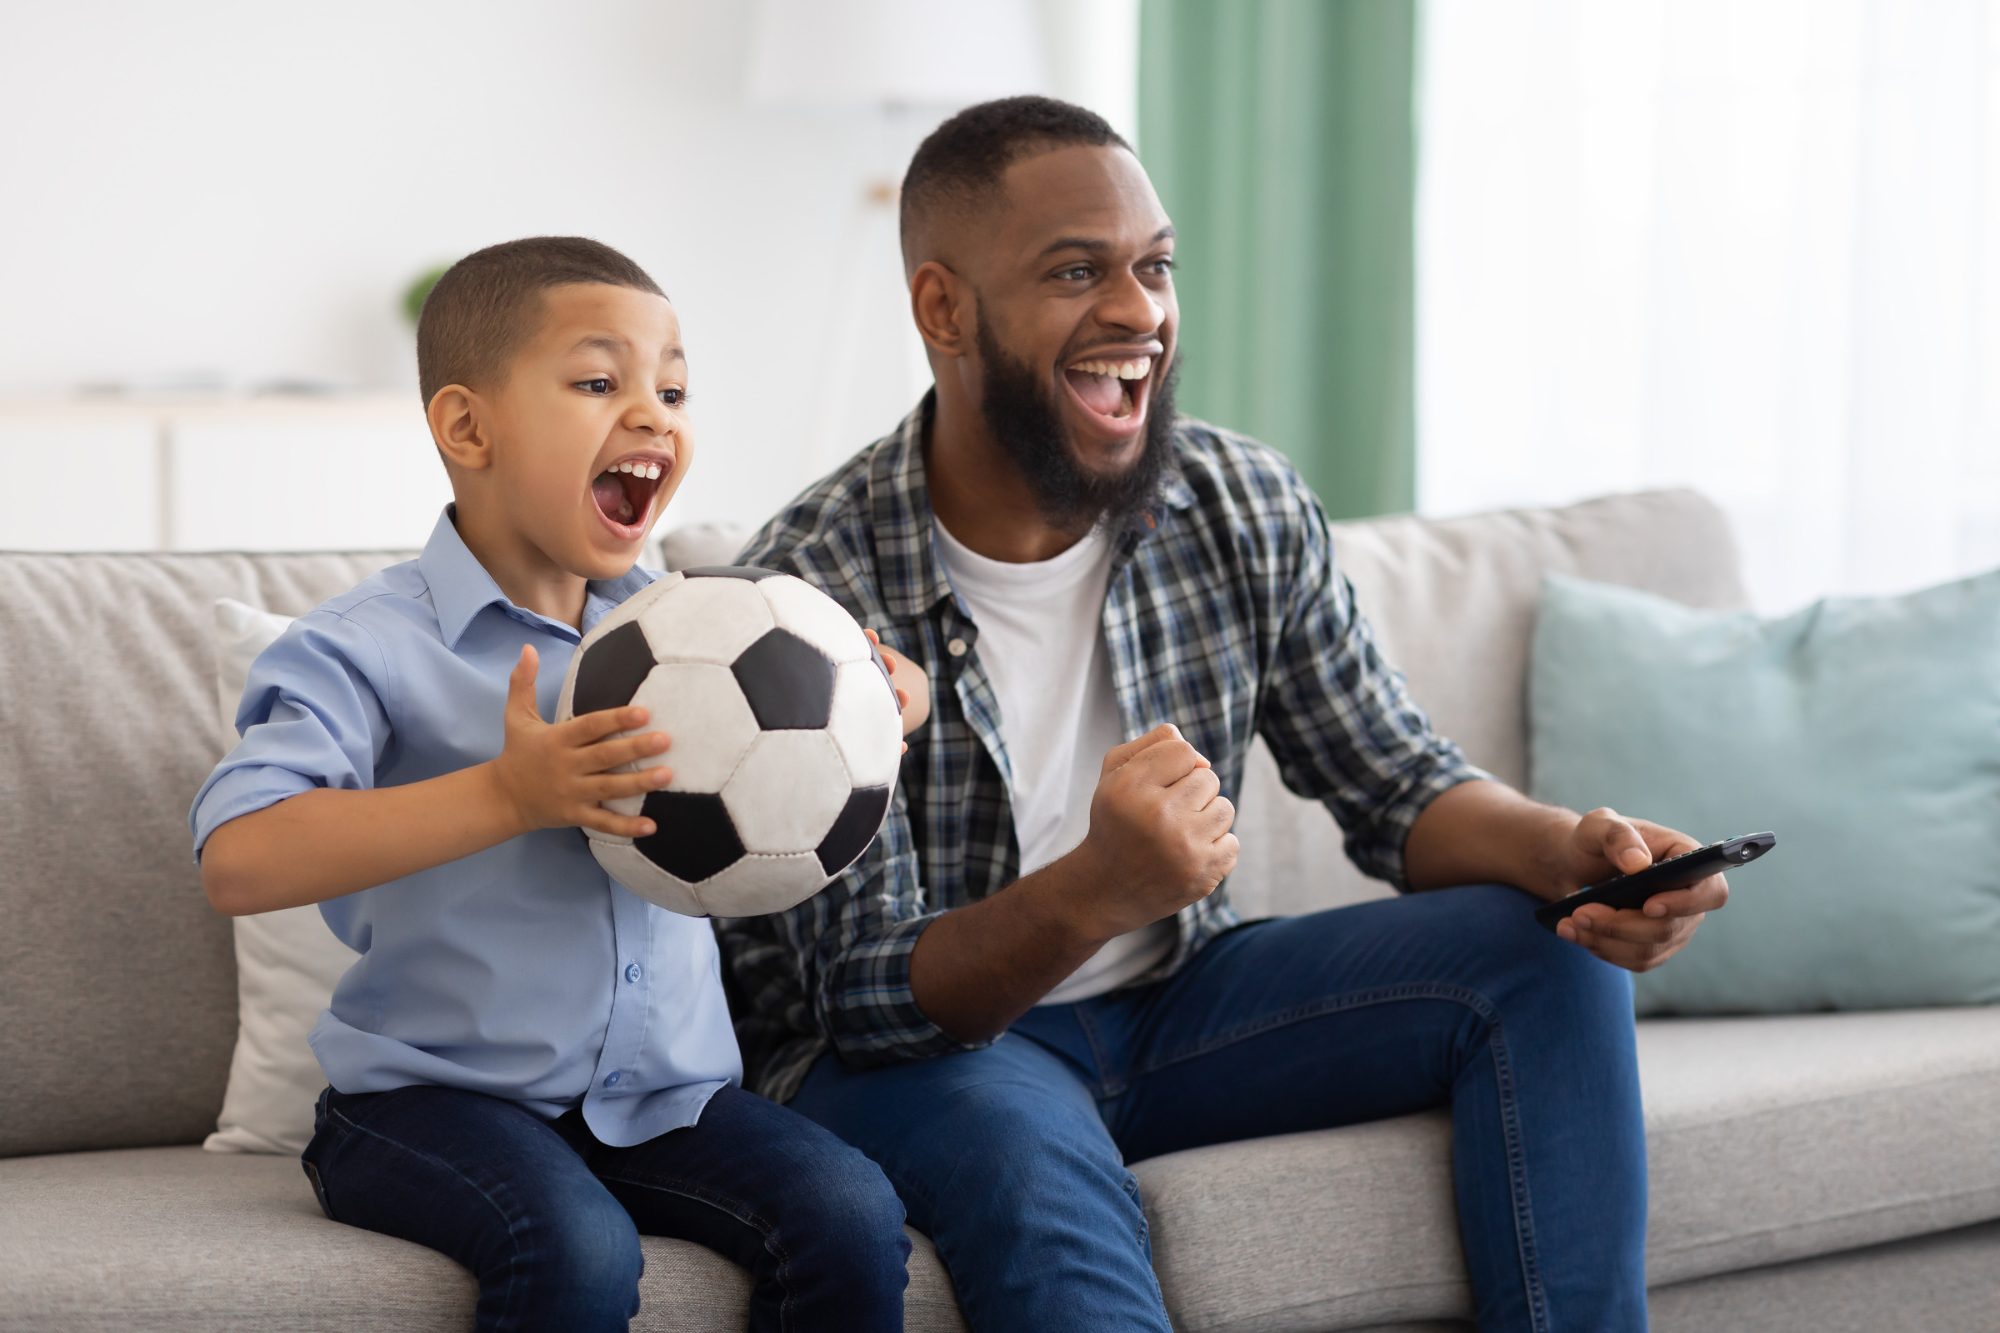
[1095,267,1167,334]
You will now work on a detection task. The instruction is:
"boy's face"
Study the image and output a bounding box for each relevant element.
[479,283,692,581]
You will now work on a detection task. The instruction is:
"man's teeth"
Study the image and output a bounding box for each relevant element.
[1069,356,1152,380]
[611,461,664,479]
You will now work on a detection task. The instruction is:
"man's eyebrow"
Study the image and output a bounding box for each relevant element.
[1035,225,1177,260]
[662,347,686,364]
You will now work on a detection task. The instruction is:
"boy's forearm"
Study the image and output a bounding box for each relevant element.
[201,764,528,915]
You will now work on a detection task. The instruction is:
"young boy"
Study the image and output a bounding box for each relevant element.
[190,237,923,1332]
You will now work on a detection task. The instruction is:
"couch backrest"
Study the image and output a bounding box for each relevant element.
[0,490,1744,1158]
[1228,488,1748,919]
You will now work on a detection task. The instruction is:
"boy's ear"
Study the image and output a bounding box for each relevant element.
[428,385,494,472]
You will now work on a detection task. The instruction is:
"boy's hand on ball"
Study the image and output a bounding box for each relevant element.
[1068,724,1239,939]
[487,645,673,839]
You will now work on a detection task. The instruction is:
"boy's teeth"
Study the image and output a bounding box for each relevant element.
[1069,357,1152,380]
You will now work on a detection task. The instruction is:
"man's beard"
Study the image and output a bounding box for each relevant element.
[974,311,1179,538]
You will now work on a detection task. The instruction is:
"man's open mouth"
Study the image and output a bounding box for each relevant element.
[590,457,670,531]
[1064,355,1153,422]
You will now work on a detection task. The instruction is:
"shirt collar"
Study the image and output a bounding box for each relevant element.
[417,506,654,649]
[865,393,1197,622]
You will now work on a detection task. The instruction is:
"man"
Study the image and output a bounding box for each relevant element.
[724,96,1724,1332]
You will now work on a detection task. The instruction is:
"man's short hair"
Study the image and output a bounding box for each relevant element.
[900,96,1131,265]
[416,236,665,404]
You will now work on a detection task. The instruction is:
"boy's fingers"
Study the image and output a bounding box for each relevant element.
[588,768,675,800]
[579,808,656,839]
[583,731,671,770]
[563,704,650,744]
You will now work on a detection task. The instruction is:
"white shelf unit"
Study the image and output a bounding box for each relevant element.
[0,395,450,553]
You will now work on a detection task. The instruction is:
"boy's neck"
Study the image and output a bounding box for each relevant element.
[451,505,592,630]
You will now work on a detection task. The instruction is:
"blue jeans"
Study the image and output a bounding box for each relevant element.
[301,1081,909,1332]
[792,884,1647,1333]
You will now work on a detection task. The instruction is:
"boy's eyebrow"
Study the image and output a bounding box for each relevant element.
[568,335,686,363]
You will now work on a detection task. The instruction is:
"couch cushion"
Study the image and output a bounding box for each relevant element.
[1228,489,1748,920]
[1131,1006,2000,1332]
[0,551,409,1158]
[0,1145,968,1333]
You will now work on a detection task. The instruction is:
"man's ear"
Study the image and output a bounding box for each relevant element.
[428,385,494,472]
[910,261,973,358]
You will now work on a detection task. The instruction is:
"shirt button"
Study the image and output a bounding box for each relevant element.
[603,1071,622,1088]
[624,963,642,984]
[947,638,968,657]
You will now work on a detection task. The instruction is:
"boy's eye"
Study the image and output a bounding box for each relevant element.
[658,387,685,406]
[577,377,613,394]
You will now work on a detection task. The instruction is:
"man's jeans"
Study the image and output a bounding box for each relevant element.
[302,1082,910,1332]
[792,884,1648,1333]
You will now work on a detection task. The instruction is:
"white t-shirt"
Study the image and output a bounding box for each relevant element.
[933,519,1176,1005]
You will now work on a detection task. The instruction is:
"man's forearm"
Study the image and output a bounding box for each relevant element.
[907,858,1113,1042]
[201,765,527,916]
[1402,778,1576,900]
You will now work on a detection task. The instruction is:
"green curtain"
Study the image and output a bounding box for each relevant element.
[1138,0,1417,519]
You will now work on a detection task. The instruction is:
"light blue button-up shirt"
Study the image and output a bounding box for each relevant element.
[190,508,740,1147]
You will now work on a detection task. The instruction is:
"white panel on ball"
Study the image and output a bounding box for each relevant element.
[589,841,705,918]
[625,663,761,792]
[825,660,903,788]
[722,730,852,852]
[695,853,829,917]
[555,573,683,722]
[758,577,871,663]
[642,578,776,665]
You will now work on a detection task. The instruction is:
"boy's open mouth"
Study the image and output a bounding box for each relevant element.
[591,456,670,532]
[1063,355,1152,424]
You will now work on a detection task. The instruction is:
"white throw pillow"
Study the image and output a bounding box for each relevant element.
[203,598,358,1155]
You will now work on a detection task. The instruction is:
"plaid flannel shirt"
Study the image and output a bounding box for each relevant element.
[722,396,1486,1102]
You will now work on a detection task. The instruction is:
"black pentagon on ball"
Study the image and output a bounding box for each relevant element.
[680,565,780,581]
[816,785,891,876]
[572,620,657,717]
[732,629,836,730]
[634,790,744,883]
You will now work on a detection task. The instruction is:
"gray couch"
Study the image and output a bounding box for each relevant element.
[4,490,1998,1331]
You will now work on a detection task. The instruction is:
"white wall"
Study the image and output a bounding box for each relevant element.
[0,0,1136,549]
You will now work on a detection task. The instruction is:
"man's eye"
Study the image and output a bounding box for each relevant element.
[658,387,685,406]
[1056,265,1093,282]
[577,377,613,394]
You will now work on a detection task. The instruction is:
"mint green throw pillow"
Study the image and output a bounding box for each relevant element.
[1529,570,2000,1015]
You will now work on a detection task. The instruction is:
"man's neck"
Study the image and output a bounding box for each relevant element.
[450,505,591,630]
[926,389,1088,565]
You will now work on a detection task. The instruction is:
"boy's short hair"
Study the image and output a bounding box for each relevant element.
[416,236,665,405]
[900,96,1130,265]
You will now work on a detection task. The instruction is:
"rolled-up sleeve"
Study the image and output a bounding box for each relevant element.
[189,611,393,857]
[1255,479,1489,887]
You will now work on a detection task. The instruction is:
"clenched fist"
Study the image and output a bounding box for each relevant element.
[1065,723,1240,941]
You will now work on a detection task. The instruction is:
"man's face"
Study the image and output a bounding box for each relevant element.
[482,283,691,580]
[963,145,1179,530]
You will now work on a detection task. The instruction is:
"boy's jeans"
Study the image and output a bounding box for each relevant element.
[793,883,1649,1333]
[302,1081,908,1332]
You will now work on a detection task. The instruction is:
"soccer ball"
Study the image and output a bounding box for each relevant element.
[555,566,903,918]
